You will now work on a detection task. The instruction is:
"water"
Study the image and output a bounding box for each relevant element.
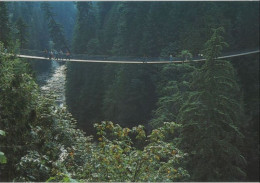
[37,60,66,107]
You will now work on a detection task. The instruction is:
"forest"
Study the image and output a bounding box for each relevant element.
[0,1,259,182]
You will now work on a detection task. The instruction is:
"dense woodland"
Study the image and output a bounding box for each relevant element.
[0,1,259,182]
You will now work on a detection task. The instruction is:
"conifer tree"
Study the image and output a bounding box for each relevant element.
[41,2,68,51]
[150,63,196,128]
[66,2,103,134]
[73,2,97,54]
[178,27,246,181]
[15,17,28,49]
[0,2,11,47]
[102,64,157,128]
[111,2,149,56]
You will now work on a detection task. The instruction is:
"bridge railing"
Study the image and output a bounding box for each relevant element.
[72,54,171,62]
[19,48,259,62]
[20,49,182,62]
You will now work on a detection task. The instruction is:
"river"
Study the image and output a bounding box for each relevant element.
[35,60,66,107]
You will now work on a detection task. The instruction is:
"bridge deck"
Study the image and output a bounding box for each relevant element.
[13,49,260,64]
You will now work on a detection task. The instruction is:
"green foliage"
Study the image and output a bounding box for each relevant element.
[66,62,105,134]
[66,2,102,134]
[0,48,90,181]
[14,96,92,181]
[15,118,189,182]
[0,51,189,181]
[0,2,11,47]
[0,130,7,164]
[0,45,38,180]
[65,4,259,180]
[0,130,5,136]
[178,28,246,181]
[0,2,259,182]
[203,27,229,61]
[15,17,29,49]
[160,42,180,57]
[180,50,193,62]
[0,152,7,164]
[1,45,188,181]
[41,2,68,50]
[232,54,259,181]
[77,121,189,182]
[102,65,157,128]
[150,63,196,128]
[73,2,97,54]
[87,38,100,55]
[47,174,77,182]
[8,2,76,50]
[67,2,259,136]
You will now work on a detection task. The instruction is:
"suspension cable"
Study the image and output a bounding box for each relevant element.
[9,49,260,64]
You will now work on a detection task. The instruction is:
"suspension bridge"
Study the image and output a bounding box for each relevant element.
[7,49,260,64]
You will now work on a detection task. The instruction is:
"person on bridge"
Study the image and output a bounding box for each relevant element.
[169,54,173,62]
[49,50,53,60]
[59,50,64,60]
[54,50,58,60]
[66,50,70,60]
[44,49,48,58]
[143,54,147,63]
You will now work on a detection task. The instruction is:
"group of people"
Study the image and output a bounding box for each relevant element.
[44,49,71,61]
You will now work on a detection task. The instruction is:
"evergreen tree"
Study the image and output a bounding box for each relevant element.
[103,64,157,128]
[112,2,150,56]
[232,54,259,181]
[41,2,68,51]
[0,45,38,180]
[73,2,97,54]
[15,17,28,49]
[178,27,246,181]
[150,63,196,128]
[98,3,120,55]
[66,2,103,134]
[66,62,105,134]
[140,2,168,57]
[0,2,11,47]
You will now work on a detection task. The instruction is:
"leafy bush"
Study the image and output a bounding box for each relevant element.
[81,121,189,182]
[15,119,189,182]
